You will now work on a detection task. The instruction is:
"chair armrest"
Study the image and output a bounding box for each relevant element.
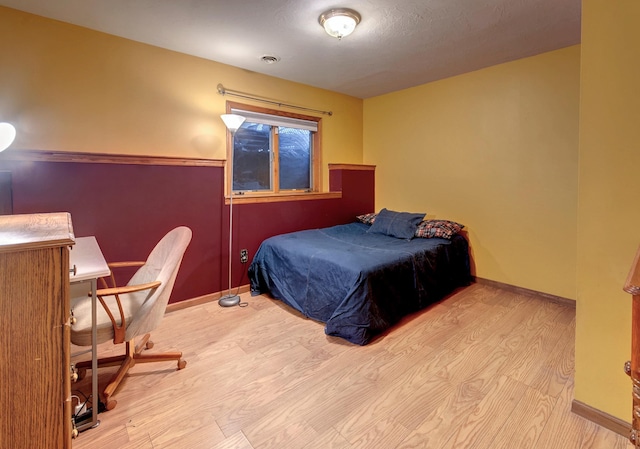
[96,280,162,344]
[100,261,146,290]
[96,281,162,297]
[108,261,146,269]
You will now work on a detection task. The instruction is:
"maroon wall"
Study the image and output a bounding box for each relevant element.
[0,157,374,304]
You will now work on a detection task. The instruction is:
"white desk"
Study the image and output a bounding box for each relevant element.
[69,236,110,433]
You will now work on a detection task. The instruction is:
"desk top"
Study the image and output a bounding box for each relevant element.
[69,236,110,282]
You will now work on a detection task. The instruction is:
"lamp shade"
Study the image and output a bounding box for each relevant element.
[221,114,246,134]
[319,8,361,40]
[0,122,16,152]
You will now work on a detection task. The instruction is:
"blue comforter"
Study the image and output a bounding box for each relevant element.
[248,222,471,345]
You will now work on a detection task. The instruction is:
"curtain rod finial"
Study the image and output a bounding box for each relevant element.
[217,83,226,95]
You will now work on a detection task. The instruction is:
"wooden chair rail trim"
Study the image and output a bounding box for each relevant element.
[0,151,375,172]
[328,163,376,171]
[224,191,341,205]
[0,149,225,167]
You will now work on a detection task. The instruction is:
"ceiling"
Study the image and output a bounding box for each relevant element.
[0,0,581,99]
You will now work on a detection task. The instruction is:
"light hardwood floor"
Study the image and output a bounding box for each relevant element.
[71,283,633,449]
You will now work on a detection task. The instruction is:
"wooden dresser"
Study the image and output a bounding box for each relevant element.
[0,212,75,449]
[625,245,640,447]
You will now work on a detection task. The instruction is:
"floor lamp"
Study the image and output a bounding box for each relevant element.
[219,113,246,307]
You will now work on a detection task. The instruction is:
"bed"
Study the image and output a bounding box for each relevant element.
[248,215,471,345]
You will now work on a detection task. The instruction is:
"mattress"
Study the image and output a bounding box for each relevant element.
[248,222,471,345]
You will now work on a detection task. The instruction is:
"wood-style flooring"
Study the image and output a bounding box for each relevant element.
[71,283,633,449]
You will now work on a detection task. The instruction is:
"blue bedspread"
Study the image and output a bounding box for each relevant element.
[248,222,471,345]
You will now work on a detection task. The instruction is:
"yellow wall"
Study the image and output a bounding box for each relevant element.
[575,0,640,420]
[0,6,363,190]
[364,46,581,299]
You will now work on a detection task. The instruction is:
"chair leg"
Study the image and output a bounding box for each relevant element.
[102,343,135,411]
[75,354,127,371]
[132,333,187,369]
[135,333,152,353]
[77,334,187,411]
[134,351,187,369]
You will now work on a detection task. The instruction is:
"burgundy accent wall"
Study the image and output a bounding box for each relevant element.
[233,168,375,289]
[329,168,376,221]
[1,159,374,304]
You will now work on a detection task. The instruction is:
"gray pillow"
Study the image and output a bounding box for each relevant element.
[367,208,425,240]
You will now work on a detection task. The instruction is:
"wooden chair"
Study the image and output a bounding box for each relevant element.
[71,226,192,410]
[624,245,640,446]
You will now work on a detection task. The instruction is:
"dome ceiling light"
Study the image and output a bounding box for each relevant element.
[318,8,361,40]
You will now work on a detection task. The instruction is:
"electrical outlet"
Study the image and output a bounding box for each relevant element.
[240,249,248,264]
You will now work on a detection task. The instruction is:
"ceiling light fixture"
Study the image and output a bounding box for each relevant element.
[318,8,361,40]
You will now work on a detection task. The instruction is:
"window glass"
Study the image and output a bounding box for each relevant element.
[278,127,311,190]
[232,123,272,191]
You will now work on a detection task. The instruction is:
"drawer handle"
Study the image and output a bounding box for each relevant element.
[70,264,77,276]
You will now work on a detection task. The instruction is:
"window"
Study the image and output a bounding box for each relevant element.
[226,102,321,196]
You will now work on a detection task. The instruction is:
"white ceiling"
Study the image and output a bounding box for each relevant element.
[0,0,581,99]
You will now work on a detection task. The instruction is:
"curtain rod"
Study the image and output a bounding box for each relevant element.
[217,83,333,116]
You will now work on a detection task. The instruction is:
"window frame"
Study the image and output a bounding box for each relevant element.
[224,101,324,203]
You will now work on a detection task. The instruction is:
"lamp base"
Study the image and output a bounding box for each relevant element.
[219,293,240,307]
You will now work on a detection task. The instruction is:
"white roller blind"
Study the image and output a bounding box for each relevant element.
[230,108,318,132]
